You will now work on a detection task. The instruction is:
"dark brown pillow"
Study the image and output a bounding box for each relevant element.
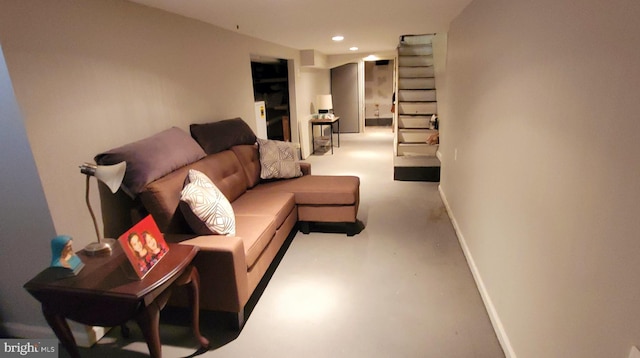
[190,118,257,155]
[95,127,206,198]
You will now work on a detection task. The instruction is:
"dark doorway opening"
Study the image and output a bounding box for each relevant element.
[250,58,291,141]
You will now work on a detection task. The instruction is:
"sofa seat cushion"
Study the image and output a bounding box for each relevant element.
[231,191,295,230]
[235,215,277,269]
[254,175,359,206]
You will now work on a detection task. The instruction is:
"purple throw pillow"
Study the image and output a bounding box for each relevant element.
[95,127,206,198]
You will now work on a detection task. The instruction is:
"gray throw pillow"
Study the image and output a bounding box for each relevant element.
[257,138,302,179]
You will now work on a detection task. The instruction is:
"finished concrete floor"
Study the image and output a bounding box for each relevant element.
[63,127,504,358]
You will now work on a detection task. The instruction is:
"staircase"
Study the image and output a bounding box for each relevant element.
[394,34,440,182]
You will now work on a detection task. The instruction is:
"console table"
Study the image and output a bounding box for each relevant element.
[24,243,209,358]
[310,116,340,154]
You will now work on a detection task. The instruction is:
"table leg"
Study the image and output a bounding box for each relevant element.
[312,124,316,154]
[330,123,334,154]
[136,301,162,358]
[42,305,80,358]
[184,267,210,349]
[337,118,340,147]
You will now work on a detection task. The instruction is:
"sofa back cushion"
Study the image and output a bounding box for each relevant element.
[195,151,249,202]
[231,144,261,188]
[140,151,248,234]
[190,118,257,155]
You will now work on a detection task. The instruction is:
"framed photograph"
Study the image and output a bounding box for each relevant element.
[118,215,169,280]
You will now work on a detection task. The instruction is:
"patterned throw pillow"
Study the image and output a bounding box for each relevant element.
[180,169,236,236]
[257,138,302,179]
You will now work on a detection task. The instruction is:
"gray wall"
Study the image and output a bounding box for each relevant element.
[0,45,56,335]
[439,0,640,357]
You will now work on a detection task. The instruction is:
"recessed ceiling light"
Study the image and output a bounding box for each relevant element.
[349,47,358,51]
[332,35,344,42]
[364,55,378,61]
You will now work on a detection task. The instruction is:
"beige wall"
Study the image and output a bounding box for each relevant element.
[296,66,331,157]
[439,0,640,357]
[0,0,315,246]
[0,0,328,336]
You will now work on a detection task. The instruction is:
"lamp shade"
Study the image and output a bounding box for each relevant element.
[80,161,126,193]
[316,94,333,112]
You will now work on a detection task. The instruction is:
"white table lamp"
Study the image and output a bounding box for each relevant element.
[316,94,333,114]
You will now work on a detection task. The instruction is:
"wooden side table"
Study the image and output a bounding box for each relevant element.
[310,116,340,154]
[24,243,209,358]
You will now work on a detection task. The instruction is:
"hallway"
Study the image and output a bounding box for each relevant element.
[64,128,504,358]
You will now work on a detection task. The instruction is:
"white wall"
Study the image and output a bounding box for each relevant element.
[0,0,329,336]
[439,0,640,357]
[295,66,331,158]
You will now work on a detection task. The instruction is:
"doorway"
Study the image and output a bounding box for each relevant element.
[364,59,394,128]
[250,57,291,141]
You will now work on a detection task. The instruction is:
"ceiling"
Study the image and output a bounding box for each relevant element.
[128,0,472,55]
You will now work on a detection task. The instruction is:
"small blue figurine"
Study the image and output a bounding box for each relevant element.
[51,235,84,274]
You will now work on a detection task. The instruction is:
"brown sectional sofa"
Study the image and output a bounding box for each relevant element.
[96,119,362,328]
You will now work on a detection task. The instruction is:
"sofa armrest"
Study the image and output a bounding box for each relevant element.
[178,235,250,312]
[300,162,311,175]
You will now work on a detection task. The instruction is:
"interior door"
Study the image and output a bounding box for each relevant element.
[331,63,359,133]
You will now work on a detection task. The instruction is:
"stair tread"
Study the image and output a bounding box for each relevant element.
[394,155,440,166]
[398,141,439,145]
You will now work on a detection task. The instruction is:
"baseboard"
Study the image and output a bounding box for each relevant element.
[1,321,109,347]
[438,185,517,358]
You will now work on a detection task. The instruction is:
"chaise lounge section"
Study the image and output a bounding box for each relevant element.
[96,118,362,328]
